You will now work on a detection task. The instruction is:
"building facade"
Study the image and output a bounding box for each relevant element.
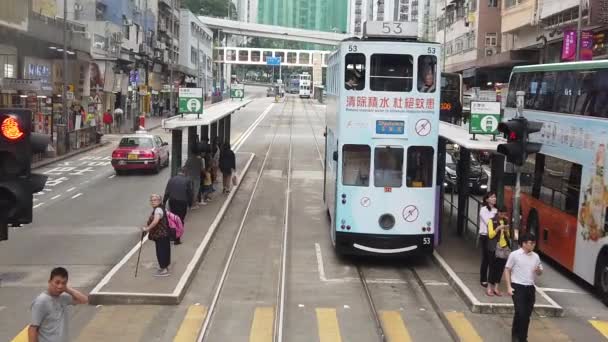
[348,0,419,35]
[178,10,214,98]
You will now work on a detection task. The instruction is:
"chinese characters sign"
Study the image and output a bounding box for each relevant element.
[346,96,435,113]
[562,29,593,61]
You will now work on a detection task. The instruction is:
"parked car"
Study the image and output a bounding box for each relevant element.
[111,131,170,175]
[443,152,488,194]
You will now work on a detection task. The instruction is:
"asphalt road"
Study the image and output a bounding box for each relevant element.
[2,91,608,342]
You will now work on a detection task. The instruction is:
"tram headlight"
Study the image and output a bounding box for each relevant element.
[379,214,395,230]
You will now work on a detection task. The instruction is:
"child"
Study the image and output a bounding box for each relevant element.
[200,166,214,204]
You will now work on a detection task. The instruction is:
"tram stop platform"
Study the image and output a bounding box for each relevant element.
[433,207,565,317]
[89,152,255,305]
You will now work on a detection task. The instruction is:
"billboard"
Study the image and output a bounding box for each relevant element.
[0,1,28,31]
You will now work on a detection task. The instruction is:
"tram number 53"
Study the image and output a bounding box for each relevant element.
[423,237,431,245]
[382,22,403,34]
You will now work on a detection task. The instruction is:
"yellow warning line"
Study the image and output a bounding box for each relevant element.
[10,326,28,342]
[445,311,483,342]
[173,305,208,342]
[380,311,412,342]
[316,308,342,342]
[590,320,608,339]
[250,307,274,342]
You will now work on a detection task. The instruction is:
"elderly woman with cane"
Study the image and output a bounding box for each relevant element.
[141,194,171,277]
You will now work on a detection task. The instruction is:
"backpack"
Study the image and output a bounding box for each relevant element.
[166,210,184,239]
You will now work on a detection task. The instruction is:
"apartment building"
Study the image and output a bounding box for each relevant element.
[349,0,420,35]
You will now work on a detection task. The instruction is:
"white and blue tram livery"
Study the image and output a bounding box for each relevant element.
[324,21,441,256]
[299,72,312,98]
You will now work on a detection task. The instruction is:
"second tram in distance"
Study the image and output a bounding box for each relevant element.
[324,21,442,256]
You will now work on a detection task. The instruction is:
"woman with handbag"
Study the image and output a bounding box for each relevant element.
[142,194,171,277]
[486,209,511,296]
[479,192,498,288]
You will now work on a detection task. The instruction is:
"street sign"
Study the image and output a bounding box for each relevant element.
[230,84,245,99]
[266,57,281,66]
[178,88,203,114]
[66,91,74,101]
[469,101,501,135]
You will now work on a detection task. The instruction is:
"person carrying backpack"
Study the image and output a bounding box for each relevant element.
[166,209,184,245]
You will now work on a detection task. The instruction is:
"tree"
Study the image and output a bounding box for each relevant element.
[183,0,237,19]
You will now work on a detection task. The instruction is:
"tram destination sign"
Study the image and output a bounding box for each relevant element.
[469,101,501,135]
[230,84,245,99]
[376,120,405,135]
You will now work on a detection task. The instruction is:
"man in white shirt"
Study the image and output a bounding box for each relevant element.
[504,233,543,342]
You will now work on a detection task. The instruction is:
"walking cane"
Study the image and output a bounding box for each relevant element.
[134,231,145,278]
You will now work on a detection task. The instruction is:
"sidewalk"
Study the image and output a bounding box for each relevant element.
[433,208,564,316]
[89,152,255,305]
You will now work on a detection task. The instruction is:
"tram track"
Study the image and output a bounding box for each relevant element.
[196,96,295,342]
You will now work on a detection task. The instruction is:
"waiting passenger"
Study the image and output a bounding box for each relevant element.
[419,72,436,93]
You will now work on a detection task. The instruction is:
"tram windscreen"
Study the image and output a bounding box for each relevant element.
[374,147,404,188]
[345,53,366,90]
[370,54,413,92]
[407,146,434,187]
[342,145,371,186]
[418,55,437,93]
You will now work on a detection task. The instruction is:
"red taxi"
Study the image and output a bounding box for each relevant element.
[111,132,170,174]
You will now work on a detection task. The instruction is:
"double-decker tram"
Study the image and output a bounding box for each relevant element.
[324,21,441,256]
[299,72,312,98]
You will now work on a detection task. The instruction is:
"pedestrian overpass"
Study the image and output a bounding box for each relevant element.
[197,16,349,45]
[215,47,330,68]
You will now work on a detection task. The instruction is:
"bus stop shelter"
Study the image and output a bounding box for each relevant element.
[438,122,503,236]
[162,99,253,175]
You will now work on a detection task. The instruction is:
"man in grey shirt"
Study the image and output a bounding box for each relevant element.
[29,267,88,342]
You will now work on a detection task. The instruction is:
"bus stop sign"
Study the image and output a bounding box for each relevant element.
[469,101,500,135]
[230,84,245,99]
[178,88,203,114]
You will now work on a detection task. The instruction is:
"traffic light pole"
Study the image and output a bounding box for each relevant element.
[512,165,522,248]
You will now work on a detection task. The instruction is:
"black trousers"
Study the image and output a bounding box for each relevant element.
[511,283,536,342]
[479,235,491,283]
[489,255,507,285]
[169,199,188,223]
[154,236,171,269]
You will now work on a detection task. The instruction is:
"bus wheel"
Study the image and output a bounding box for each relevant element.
[526,210,540,250]
[595,251,608,306]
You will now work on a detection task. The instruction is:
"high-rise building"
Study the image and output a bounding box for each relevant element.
[348,0,419,35]
[257,0,348,33]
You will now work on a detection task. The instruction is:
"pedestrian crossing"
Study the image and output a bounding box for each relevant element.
[9,304,608,341]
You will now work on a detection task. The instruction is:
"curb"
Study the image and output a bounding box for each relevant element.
[89,153,256,305]
[32,141,111,170]
[432,250,564,317]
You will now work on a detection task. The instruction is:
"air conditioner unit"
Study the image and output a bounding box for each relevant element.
[485,47,497,56]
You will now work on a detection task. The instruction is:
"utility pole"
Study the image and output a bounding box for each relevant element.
[575,0,584,61]
[443,0,447,69]
[169,0,175,116]
[62,0,68,153]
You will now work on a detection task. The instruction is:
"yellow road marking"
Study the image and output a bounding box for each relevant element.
[444,312,483,342]
[590,320,608,339]
[75,305,160,342]
[380,311,412,342]
[316,308,342,342]
[249,307,274,342]
[173,305,208,342]
[10,326,28,342]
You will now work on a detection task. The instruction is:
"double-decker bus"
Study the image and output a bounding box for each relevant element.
[299,72,311,98]
[324,21,441,256]
[504,60,608,303]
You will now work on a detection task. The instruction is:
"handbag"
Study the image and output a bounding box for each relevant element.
[147,208,169,241]
[495,231,511,259]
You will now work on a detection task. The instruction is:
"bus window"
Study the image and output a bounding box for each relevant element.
[374,146,404,188]
[342,145,370,186]
[418,55,437,93]
[345,53,365,90]
[406,146,434,187]
[370,54,413,92]
[554,71,578,114]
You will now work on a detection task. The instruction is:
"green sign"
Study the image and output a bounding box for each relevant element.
[230,84,244,99]
[469,101,501,135]
[178,88,203,114]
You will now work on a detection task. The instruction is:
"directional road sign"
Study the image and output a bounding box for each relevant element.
[178,88,203,114]
[266,57,281,66]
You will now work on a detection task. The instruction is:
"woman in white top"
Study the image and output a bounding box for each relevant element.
[479,191,497,288]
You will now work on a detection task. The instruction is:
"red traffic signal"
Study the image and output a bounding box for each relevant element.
[1,116,25,141]
[496,117,543,166]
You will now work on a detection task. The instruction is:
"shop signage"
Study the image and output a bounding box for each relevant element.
[178,88,203,114]
[562,29,593,61]
[0,78,42,92]
[24,59,52,91]
[469,101,501,135]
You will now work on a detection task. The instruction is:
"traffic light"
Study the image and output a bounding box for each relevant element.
[496,117,543,166]
[0,109,49,240]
